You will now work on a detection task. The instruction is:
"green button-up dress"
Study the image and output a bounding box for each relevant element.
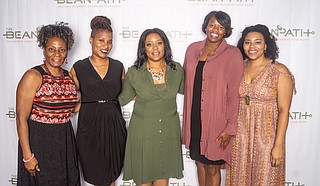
[119,62,184,185]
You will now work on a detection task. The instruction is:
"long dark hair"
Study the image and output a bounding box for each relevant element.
[134,28,176,70]
[237,24,279,62]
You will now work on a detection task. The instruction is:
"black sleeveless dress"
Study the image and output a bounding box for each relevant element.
[74,57,127,185]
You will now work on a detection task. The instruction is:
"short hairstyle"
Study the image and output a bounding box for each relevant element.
[134,28,176,70]
[37,22,74,51]
[90,15,112,38]
[202,10,232,38]
[237,24,279,61]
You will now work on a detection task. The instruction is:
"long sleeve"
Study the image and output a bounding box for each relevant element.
[177,63,185,94]
[119,68,136,106]
[224,51,244,135]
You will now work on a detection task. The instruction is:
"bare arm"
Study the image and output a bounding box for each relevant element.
[69,67,81,112]
[271,63,294,167]
[122,67,125,83]
[70,66,80,91]
[16,69,42,175]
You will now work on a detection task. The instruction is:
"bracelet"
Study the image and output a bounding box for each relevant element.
[23,153,34,163]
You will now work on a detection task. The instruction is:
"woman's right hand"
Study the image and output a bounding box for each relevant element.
[24,157,40,176]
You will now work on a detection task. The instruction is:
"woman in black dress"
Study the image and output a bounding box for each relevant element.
[70,16,127,186]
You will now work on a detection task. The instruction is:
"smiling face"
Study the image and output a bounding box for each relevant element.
[43,37,67,68]
[145,33,165,63]
[243,31,267,61]
[205,17,226,44]
[90,30,113,59]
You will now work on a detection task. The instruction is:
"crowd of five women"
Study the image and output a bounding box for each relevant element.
[16,10,296,186]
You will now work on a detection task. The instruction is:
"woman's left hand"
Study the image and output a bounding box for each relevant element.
[270,145,283,167]
[216,132,233,151]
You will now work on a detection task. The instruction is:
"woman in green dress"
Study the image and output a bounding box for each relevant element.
[119,28,184,186]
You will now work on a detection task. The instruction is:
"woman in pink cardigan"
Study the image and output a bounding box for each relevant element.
[182,10,243,186]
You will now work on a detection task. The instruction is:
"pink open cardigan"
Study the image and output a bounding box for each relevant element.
[182,39,244,166]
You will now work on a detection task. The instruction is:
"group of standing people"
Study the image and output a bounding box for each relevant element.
[16,10,295,186]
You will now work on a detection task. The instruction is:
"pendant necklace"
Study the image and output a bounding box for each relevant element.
[244,59,268,106]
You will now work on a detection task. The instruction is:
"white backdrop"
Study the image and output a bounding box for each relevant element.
[1,0,319,185]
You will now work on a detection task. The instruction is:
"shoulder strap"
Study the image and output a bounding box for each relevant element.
[31,65,46,75]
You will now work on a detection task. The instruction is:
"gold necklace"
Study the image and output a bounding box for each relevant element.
[147,61,165,81]
[148,67,164,80]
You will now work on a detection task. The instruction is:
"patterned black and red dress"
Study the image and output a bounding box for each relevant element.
[17,65,80,186]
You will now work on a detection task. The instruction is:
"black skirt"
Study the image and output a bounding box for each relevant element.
[17,120,80,186]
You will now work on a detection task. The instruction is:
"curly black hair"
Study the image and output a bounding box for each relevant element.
[237,24,279,62]
[90,15,112,38]
[202,10,232,38]
[37,22,74,51]
[134,28,176,70]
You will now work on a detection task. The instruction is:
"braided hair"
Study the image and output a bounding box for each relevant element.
[90,15,112,38]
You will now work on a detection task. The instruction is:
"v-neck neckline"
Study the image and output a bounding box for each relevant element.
[88,57,110,80]
[243,60,270,85]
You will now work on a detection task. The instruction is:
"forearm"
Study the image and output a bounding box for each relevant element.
[72,102,81,113]
[274,110,290,147]
[16,118,33,159]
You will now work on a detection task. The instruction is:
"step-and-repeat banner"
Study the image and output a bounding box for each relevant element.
[1,0,319,185]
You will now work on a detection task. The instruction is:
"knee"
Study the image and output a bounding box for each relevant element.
[195,161,205,169]
[206,165,220,176]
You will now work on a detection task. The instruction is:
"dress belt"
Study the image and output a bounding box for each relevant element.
[81,99,118,104]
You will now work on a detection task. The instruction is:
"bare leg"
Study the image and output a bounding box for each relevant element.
[205,164,221,186]
[195,161,206,186]
[154,178,169,186]
[95,182,115,186]
[140,182,152,186]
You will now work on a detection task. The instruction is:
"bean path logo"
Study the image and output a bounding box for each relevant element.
[119,27,193,42]
[53,0,123,8]
[3,27,38,43]
[289,111,312,124]
[53,0,122,3]
[6,107,16,121]
[271,25,315,41]
[187,0,255,6]
[8,174,17,185]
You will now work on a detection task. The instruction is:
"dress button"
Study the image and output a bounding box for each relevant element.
[159,119,162,122]
[159,130,162,133]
